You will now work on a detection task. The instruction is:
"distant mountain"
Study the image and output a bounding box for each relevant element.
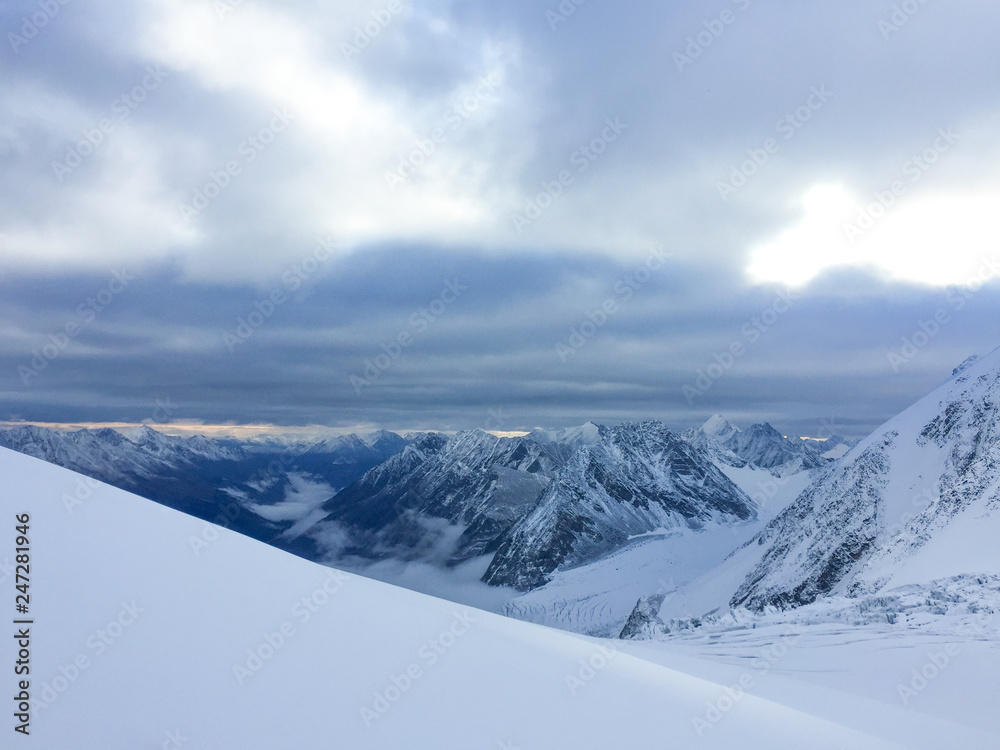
[483,421,755,591]
[527,421,608,450]
[0,424,243,482]
[0,424,409,557]
[684,415,829,474]
[310,430,565,564]
[699,413,741,443]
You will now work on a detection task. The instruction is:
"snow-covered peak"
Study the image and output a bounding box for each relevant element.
[700,414,740,441]
[528,421,607,448]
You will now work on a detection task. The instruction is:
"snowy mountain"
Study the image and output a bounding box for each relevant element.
[727,422,827,471]
[7,445,951,750]
[0,423,242,482]
[483,421,756,591]
[625,347,1000,638]
[732,346,1000,611]
[310,430,564,565]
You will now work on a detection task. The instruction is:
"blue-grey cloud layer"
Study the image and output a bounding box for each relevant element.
[2,249,997,437]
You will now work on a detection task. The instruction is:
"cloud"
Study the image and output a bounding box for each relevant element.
[1,248,997,437]
[3,0,998,284]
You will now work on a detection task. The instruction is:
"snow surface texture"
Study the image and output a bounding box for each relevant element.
[0,447,934,749]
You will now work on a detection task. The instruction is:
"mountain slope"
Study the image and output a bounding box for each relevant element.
[732,347,1000,611]
[483,421,756,591]
[0,446,908,750]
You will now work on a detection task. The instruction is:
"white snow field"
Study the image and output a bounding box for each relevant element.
[3,447,977,750]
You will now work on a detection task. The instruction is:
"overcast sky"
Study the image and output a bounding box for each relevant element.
[1,0,998,438]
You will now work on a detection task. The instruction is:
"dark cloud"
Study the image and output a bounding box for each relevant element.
[1,247,996,436]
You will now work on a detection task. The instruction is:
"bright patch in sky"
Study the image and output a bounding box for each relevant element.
[749,184,1000,288]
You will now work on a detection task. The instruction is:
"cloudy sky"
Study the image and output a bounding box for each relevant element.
[1,0,998,438]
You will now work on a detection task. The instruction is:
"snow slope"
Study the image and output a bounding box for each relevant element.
[1,447,915,749]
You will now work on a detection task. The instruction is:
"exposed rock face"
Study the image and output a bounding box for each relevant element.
[483,421,755,591]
